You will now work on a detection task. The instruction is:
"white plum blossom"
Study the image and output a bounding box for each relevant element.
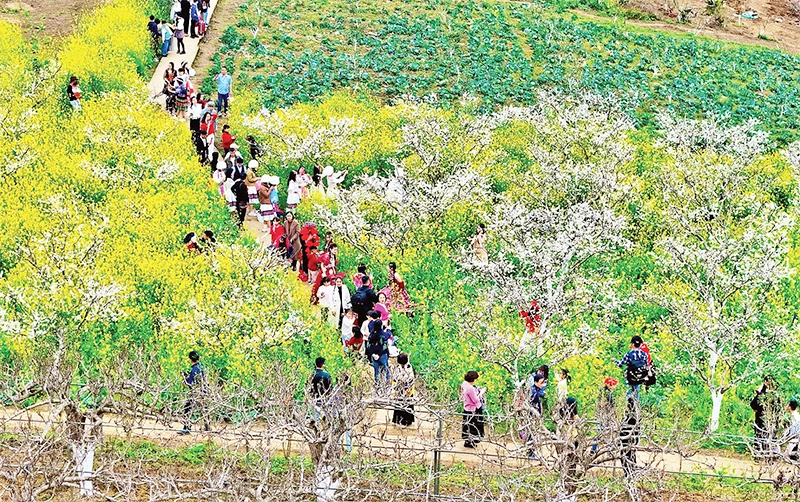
[656,113,769,161]
[243,108,364,163]
[651,128,793,432]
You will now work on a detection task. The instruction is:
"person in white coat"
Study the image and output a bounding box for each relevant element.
[327,277,351,329]
[317,277,335,320]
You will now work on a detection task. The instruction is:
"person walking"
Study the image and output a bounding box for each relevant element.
[391,353,416,427]
[179,351,208,434]
[190,0,200,38]
[214,67,233,115]
[232,178,249,227]
[614,335,649,400]
[351,279,379,326]
[461,371,486,448]
[365,332,390,386]
[310,357,332,422]
[329,276,351,329]
[284,212,302,270]
[174,18,185,54]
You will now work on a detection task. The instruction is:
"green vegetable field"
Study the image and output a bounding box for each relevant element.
[210,0,800,143]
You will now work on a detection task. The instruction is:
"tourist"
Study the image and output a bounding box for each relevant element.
[257,176,277,231]
[214,66,232,115]
[615,335,649,400]
[353,264,373,289]
[298,166,312,198]
[67,76,81,111]
[530,374,546,416]
[340,310,356,349]
[461,371,485,448]
[750,375,783,460]
[245,161,259,218]
[784,400,800,460]
[246,135,263,160]
[188,96,203,142]
[174,70,189,120]
[351,278,379,326]
[556,368,570,404]
[174,17,185,54]
[227,156,246,181]
[190,0,200,38]
[316,276,334,320]
[179,0,190,33]
[380,262,413,314]
[284,212,302,270]
[169,0,181,24]
[148,16,160,58]
[307,246,321,285]
[232,178,249,227]
[329,276,351,329]
[593,377,618,452]
[160,20,173,57]
[179,350,207,434]
[221,124,236,154]
[392,353,415,427]
[286,170,301,210]
[199,230,216,250]
[374,292,390,323]
[163,62,177,114]
[365,332,390,385]
[345,328,364,355]
[183,232,200,253]
[310,357,332,422]
[470,223,488,264]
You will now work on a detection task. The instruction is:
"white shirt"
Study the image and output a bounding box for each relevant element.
[287,180,301,205]
[189,103,203,119]
[317,284,334,310]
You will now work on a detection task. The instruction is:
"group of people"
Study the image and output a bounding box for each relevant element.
[461,336,656,456]
[147,0,210,60]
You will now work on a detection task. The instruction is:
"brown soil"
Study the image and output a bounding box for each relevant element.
[596,0,800,54]
[0,0,100,39]
[192,0,239,82]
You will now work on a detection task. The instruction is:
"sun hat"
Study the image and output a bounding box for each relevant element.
[215,161,226,171]
[231,143,239,150]
[321,165,334,177]
[248,160,259,169]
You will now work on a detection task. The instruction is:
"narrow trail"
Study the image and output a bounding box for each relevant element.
[147,0,220,105]
[136,2,796,487]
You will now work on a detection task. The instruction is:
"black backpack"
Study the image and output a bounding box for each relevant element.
[351,288,367,312]
[625,364,649,386]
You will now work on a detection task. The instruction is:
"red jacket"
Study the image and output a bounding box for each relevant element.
[222,131,235,150]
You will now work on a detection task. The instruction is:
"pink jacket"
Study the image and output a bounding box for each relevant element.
[461,381,481,412]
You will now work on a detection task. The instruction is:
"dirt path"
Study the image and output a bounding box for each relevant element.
[571,6,800,54]
[147,0,221,105]
[1,403,789,482]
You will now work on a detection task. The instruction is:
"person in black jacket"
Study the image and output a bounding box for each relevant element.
[232,179,249,227]
[365,332,390,386]
[180,0,191,34]
[751,375,782,460]
[351,278,379,326]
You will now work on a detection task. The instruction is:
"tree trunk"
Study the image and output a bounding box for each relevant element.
[708,388,724,433]
[71,441,95,497]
